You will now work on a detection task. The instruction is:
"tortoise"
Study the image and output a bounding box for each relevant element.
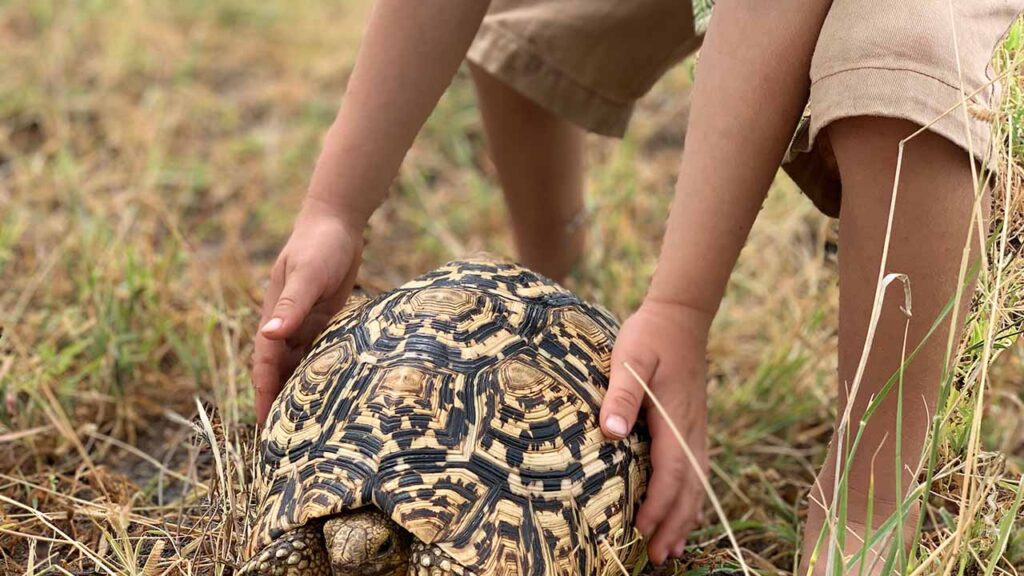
[241,257,650,576]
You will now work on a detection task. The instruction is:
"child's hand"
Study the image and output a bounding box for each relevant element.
[253,205,363,425]
[599,299,711,565]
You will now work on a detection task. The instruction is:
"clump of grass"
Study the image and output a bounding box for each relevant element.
[910,19,1024,575]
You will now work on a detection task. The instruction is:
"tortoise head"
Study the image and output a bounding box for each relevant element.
[322,508,411,575]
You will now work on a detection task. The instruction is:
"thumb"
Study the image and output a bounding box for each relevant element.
[600,345,657,440]
[260,268,323,340]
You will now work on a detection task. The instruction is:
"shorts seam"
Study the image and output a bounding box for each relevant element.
[812,65,968,98]
[478,22,634,108]
[805,65,995,169]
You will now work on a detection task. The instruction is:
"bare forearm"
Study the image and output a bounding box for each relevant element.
[649,1,832,315]
[304,0,490,225]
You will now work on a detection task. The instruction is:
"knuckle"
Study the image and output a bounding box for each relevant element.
[670,503,694,525]
[289,253,327,278]
[659,473,689,494]
[251,373,273,393]
[252,347,281,374]
[655,460,685,479]
[274,295,300,312]
[613,341,659,378]
[608,384,644,413]
[652,464,692,491]
[251,367,282,394]
[639,498,670,524]
[252,353,276,369]
[620,349,658,376]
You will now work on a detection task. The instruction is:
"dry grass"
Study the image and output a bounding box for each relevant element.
[0,2,1020,574]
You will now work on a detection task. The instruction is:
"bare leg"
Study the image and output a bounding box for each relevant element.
[801,117,987,575]
[470,65,586,283]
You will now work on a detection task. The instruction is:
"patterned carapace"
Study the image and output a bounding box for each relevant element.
[248,258,650,575]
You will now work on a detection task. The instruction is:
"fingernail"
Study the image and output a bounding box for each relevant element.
[261,318,283,333]
[605,415,628,438]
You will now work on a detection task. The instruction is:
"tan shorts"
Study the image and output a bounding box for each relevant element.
[467,0,1022,217]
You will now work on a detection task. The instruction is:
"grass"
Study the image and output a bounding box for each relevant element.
[0,1,1021,574]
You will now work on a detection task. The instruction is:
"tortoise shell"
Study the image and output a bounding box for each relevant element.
[248,258,650,575]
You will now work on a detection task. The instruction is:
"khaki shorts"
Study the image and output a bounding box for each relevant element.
[467,0,1022,217]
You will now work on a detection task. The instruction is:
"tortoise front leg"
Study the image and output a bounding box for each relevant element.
[407,543,474,576]
[239,524,332,576]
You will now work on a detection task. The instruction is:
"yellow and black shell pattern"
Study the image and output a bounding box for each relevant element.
[248,258,650,575]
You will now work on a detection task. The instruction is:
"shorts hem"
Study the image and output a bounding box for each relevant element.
[782,66,997,218]
[805,66,994,163]
[467,23,635,138]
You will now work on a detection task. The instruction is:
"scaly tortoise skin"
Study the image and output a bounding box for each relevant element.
[242,258,650,576]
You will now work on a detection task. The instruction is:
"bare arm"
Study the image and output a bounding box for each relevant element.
[650,2,831,311]
[600,1,834,564]
[254,1,490,424]
[307,0,491,225]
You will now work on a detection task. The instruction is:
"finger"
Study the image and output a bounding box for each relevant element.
[673,508,702,557]
[635,447,681,536]
[261,266,325,340]
[600,341,657,440]
[253,334,289,426]
[671,539,687,559]
[674,502,706,558]
[648,489,699,564]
